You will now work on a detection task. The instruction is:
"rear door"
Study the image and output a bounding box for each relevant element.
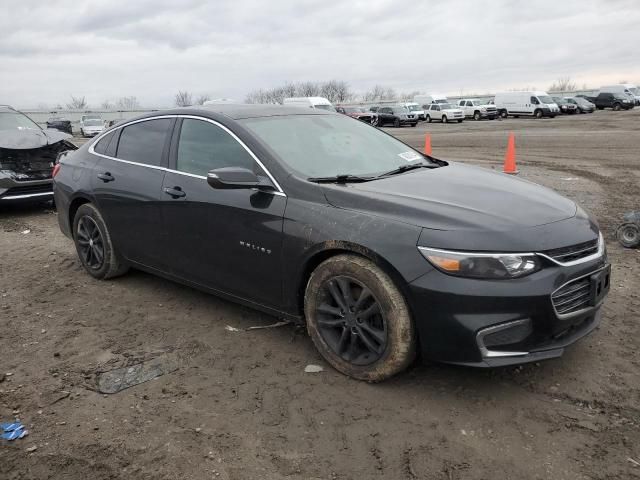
[160,117,286,308]
[92,117,174,269]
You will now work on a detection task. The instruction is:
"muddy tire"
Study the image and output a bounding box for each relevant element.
[73,203,129,280]
[304,254,416,382]
[534,109,543,119]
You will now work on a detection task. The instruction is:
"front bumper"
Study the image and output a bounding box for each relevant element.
[0,179,54,202]
[406,256,610,367]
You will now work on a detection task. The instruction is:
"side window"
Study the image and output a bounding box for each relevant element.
[176,119,256,177]
[530,96,539,105]
[93,131,115,155]
[116,119,172,166]
[466,101,473,106]
[434,105,440,111]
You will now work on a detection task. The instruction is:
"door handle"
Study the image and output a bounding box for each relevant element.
[97,172,114,182]
[163,186,186,199]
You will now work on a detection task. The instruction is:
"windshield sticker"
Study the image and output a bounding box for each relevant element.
[398,151,422,162]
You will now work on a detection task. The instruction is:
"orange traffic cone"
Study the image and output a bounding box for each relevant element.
[424,134,432,155]
[503,132,518,174]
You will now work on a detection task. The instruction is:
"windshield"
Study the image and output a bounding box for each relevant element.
[537,95,554,104]
[344,107,365,114]
[84,119,103,127]
[553,98,567,104]
[629,87,639,95]
[241,114,435,178]
[439,103,453,109]
[407,105,421,111]
[0,111,41,131]
[314,104,337,112]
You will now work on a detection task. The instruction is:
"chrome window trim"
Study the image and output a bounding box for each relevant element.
[476,319,530,358]
[87,114,286,197]
[418,232,604,268]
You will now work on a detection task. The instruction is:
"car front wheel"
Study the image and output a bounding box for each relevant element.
[425,115,432,123]
[73,203,129,280]
[304,254,416,382]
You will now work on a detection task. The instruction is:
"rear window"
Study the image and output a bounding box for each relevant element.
[93,131,118,157]
[116,119,172,166]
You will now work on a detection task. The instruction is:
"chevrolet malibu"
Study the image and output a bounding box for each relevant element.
[53,105,610,381]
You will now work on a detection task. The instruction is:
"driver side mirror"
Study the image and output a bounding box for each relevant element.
[207,167,275,191]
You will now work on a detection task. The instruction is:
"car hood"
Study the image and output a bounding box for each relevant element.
[321,163,595,251]
[0,128,73,150]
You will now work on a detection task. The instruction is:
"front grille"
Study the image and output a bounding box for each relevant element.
[3,183,53,196]
[552,278,591,315]
[543,239,599,263]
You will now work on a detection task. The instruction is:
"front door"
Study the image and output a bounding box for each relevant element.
[161,117,286,308]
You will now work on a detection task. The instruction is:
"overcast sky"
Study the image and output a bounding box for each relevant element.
[1,0,639,108]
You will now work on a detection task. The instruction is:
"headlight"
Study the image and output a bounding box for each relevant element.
[480,107,487,112]
[418,247,541,279]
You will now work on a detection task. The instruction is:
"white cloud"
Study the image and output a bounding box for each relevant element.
[1,0,639,107]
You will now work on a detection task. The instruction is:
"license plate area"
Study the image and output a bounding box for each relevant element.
[590,265,611,306]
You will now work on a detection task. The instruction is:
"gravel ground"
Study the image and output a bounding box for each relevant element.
[1,110,639,479]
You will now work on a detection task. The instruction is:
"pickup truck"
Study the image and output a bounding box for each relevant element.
[456,99,498,120]
[581,93,634,111]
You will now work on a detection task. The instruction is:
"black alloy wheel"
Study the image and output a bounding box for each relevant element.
[76,215,105,270]
[315,276,388,366]
[393,118,401,128]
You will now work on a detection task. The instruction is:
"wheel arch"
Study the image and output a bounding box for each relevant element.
[296,241,412,318]
[68,194,93,232]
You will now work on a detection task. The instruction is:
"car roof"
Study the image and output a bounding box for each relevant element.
[137,104,334,121]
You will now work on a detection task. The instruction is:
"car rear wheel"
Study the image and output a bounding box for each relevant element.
[304,254,416,382]
[500,110,508,118]
[393,118,401,128]
[473,111,481,121]
[73,203,129,280]
[442,115,448,123]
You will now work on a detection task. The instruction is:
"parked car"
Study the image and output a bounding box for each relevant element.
[456,99,498,120]
[565,96,595,114]
[552,97,578,114]
[283,97,336,112]
[583,92,634,111]
[494,91,559,118]
[336,106,376,124]
[424,103,464,123]
[369,106,380,113]
[80,115,105,137]
[402,102,425,120]
[599,84,640,105]
[46,116,73,134]
[373,105,418,127]
[414,94,448,105]
[54,105,610,381]
[0,105,77,203]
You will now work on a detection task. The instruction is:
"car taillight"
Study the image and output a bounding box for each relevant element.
[52,163,61,178]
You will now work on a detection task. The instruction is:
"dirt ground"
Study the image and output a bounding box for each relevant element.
[1,110,639,479]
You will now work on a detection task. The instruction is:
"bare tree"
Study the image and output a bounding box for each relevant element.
[175,91,193,107]
[245,80,355,105]
[195,94,212,105]
[296,81,320,97]
[101,100,114,110]
[116,96,141,110]
[549,76,577,92]
[66,95,88,109]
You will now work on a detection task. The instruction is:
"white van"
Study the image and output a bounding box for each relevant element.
[413,94,448,108]
[283,97,336,112]
[600,84,640,105]
[493,91,559,118]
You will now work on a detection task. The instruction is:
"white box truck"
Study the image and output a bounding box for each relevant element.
[413,94,448,108]
[493,91,559,119]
